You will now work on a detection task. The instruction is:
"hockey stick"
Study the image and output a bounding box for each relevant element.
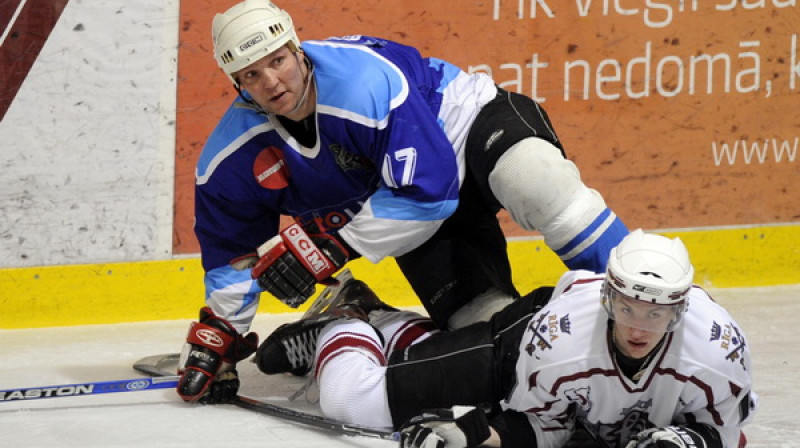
[133,353,399,441]
[0,375,179,403]
[233,395,400,440]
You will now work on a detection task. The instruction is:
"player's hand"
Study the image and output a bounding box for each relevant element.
[177,307,258,403]
[399,406,491,448]
[252,223,349,308]
[625,426,707,448]
[197,362,240,404]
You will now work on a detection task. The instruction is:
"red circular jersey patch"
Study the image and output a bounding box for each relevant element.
[253,147,290,189]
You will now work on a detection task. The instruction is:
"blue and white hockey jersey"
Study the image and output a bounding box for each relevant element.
[193,36,624,330]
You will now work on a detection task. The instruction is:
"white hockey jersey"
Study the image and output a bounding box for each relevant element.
[504,270,757,448]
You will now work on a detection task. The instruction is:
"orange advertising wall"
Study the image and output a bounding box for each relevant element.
[173,1,799,253]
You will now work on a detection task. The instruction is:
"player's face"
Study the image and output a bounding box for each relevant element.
[234,46,312,119]
[611,295,671,359]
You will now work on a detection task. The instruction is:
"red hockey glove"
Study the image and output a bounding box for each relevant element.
[177,307,258,403]
[251,223,349,308]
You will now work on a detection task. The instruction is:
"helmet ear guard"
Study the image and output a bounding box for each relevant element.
[212,0,301,85]
[602,229,694,332]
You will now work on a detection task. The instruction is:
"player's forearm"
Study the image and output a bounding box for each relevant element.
[204,265,261,333]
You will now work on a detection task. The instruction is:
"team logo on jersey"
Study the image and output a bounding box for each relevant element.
[584,399,652,446]
[253,147,290,189]
[559,315,572,334]
[524,311,572,357]
[614,400,652,445]
[295,210,356,231]
[710,321,748,369]
[329,144,374,172]
[565,386,592,408]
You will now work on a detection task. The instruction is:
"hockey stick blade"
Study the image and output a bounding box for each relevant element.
[134,353,399,441]
[0,376,179,403]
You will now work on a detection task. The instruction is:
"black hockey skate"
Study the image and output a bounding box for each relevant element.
[255,269,395,376]
[299,269,397,319]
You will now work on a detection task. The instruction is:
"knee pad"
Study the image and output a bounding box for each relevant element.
[488,137,609,251]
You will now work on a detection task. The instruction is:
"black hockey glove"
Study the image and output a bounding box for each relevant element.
[251,223,349,308]
[399,406,491,448]
[177,307,258,403]
[625,426,709,448]
[198,363,240,404]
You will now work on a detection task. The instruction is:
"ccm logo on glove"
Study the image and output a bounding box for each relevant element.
[282,224,333,276]
[256,223,337,281]
[252,223,349,307]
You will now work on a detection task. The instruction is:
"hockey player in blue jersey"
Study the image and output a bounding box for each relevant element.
[177,0,629,403]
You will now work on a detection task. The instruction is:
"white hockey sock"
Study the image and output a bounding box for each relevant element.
[314,319,385,379]
[315,319,393,428]
[369,310,439,355]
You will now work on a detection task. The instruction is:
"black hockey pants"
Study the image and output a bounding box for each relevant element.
[395,88,564,328]
[385,286,554,428]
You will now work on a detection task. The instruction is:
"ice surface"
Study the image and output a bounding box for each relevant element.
[1,285,797,447]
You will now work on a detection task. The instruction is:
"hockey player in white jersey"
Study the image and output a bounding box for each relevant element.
[254,229,757,448]
[177,0,631,402]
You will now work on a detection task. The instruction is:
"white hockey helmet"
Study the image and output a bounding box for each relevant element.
[602,229,694,332]
[212,0,301,85]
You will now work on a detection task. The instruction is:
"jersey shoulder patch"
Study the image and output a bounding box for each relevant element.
[521,291,603,363]
[677,289,753,381]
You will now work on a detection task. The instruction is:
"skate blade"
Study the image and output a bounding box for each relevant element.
[301,268,355,319]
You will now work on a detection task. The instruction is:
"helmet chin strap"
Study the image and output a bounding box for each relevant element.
[284,54,315,118]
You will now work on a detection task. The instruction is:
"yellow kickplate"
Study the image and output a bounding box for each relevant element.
[1,225,797,328]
